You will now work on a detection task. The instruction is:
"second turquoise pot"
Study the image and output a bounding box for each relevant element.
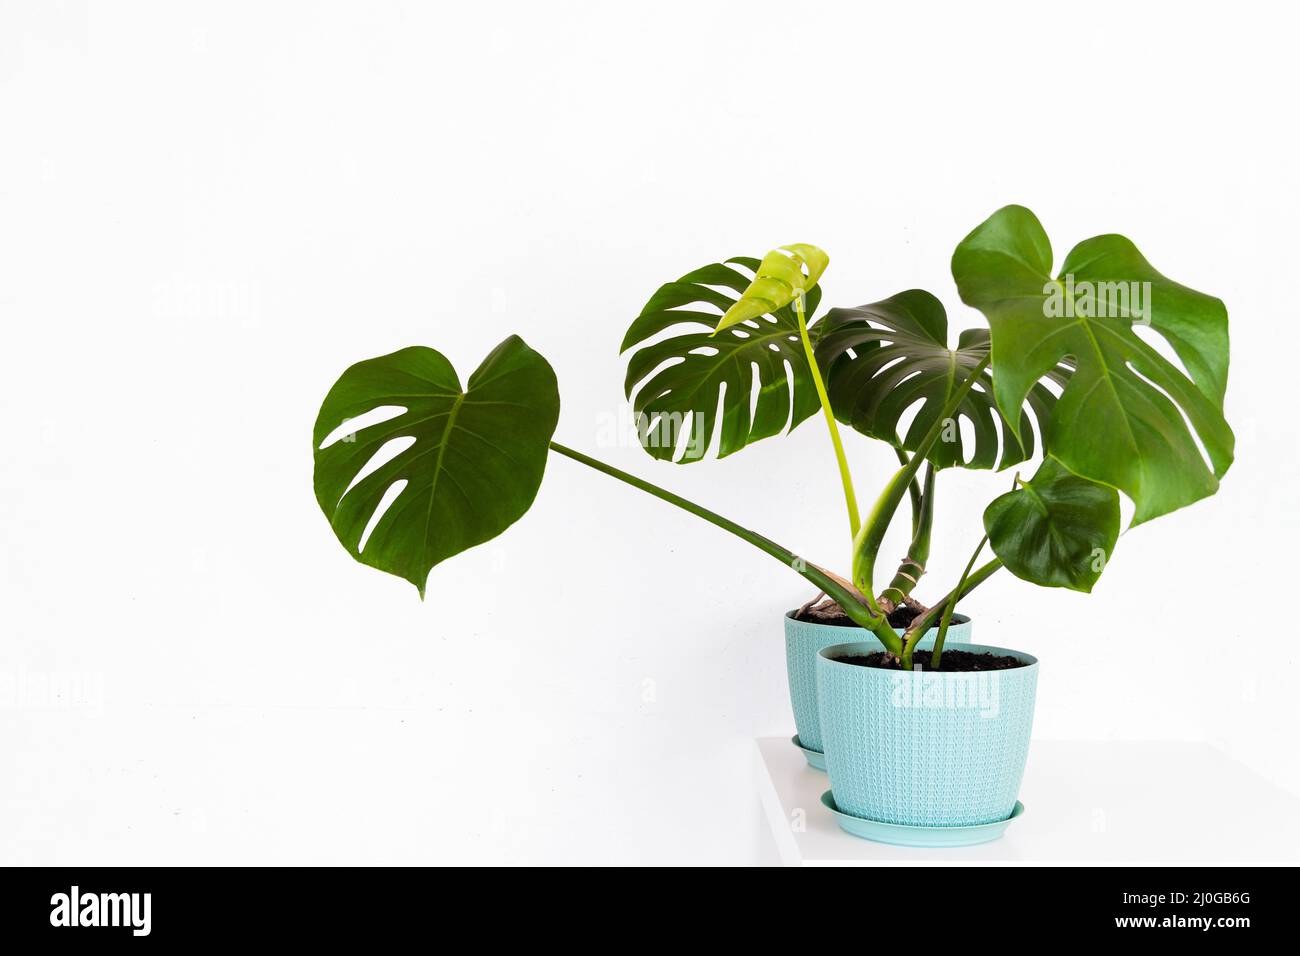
[784,610,971,764]
[816,640,1038,831]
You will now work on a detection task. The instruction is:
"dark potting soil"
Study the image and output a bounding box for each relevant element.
[795,600,961,631]
[835,650,1028,672]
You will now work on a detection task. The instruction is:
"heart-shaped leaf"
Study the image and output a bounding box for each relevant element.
[313,336,559,596]
[621,256,824,462]
[984,457,1120,592]
[952,205,1233,524]
[815,289,1067,469]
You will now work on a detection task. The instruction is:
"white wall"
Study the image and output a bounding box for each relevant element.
[1,0,1294,864]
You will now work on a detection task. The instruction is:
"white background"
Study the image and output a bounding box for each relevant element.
[2,1,1296,865]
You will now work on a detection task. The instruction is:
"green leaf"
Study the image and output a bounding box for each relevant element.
[814,289,1066,469]
[621,256,824,462]
[984,457,1120,592]
[952,205,1233,525]
[715,244,829,331]
[313,336,559,596]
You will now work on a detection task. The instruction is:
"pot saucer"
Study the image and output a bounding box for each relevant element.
[820,790,1024,847]
[791,735,826,771]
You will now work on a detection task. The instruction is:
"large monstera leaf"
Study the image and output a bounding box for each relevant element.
[621,257,824,463]
[953,205,1233,525]
[815,289,1066,470]
[984,457,1120,592]
[313,336,559,596]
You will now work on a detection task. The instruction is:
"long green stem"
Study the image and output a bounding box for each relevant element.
[904,556,1003,647]
[896,447,923,537]
[881,462,934,605]
[852,355,989,601]
[793,294,860,540]
[547,441,902,654]
[914,470,1018,667]
[927,535,987,670]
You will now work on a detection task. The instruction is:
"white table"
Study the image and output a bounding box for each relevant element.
[755,736,1300,866]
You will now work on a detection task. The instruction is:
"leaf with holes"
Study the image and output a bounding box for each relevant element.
[952,205,1233,524]
[621,256,824,462]
[312,335,559,596]
[814,289,1067,469]
[984,457,1120,592]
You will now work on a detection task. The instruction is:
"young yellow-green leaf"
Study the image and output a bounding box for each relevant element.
[313,336,559,596]
[714,244,828,332]
[984,457,1120,592]
[952,205,1233,525]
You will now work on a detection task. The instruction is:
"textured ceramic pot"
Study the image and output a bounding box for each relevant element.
[816,640,1037,832]
[784,611,971,762]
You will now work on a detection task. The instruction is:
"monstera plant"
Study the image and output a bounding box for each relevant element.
[313,205,1232,841]
[313,206,1232,669]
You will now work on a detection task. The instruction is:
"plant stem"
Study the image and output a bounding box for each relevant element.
[904,554,1003,650]
[881,462,934,605]
[793,293,860,540]
[915,470,1017,667]
[927,534,987,670]
[852,355,990,601]
[896,447,923,537]
[547,441,903,655]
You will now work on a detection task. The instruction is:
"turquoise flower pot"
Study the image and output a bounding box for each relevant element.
[816,640,1038,835]
[784,610,971,765]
